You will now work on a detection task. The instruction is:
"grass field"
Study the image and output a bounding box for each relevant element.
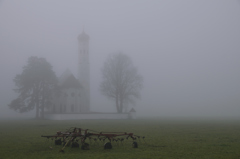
[0,118,240,159]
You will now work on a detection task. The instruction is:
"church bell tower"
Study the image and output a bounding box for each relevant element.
[78,30,90,112]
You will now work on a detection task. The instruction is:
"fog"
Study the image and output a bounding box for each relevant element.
[1,0,240,119]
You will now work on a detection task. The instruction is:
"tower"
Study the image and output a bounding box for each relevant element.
[78,30,90,112]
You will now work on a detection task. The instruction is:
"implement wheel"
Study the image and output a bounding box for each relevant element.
[72,142,79,148]
[132,141,138,148]
[55,139,62,145]
[104,142,112,149]
[81,143,90,150]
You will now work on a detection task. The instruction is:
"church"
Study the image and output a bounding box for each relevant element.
[45,31,136,120]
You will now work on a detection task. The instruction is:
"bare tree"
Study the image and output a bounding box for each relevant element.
[100,52,143,113]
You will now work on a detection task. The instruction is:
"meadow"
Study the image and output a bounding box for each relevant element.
[0,118,240,159]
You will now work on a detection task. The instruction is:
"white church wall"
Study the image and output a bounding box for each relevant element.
[62,88,84,113]
[45,113,130,120]
[78,31,90,112]
[129,112,136,119]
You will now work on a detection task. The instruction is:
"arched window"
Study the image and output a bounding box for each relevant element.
[60,104,62,113]
[64,92,68,97]
[56,93,61,98]
[52,104,56,113]
[63,105,66,113]
[71,104,74,112]
[71,92,75,97]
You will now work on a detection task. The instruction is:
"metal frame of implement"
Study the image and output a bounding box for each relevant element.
[41,127,145,152]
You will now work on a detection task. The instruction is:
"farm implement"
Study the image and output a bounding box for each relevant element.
[41,127,145,152]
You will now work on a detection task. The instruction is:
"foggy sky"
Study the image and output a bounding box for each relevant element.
[1,0,240,118]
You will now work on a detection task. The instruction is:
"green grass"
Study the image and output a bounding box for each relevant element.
[0,118,240,159]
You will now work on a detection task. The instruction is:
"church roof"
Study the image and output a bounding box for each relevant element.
[60,74,81,89]
[58,69,81,89]
[129,108,136,112]
[59,69,72,85]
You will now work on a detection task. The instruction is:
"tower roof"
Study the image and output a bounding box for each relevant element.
[78,30,89,41]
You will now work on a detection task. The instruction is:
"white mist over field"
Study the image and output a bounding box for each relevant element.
[0,0,240,119]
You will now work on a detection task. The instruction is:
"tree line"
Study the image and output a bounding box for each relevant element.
[9,53,143,119]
